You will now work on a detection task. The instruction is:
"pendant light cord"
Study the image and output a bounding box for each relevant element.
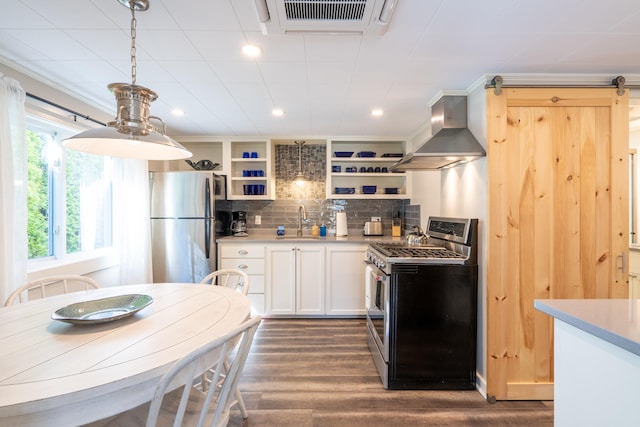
[129,2,137,85]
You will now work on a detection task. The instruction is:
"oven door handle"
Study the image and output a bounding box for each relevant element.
[364,260,387,281]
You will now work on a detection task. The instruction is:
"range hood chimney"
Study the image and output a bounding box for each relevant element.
[391,95,486,171]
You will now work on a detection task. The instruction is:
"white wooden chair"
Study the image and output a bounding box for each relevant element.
[200,269,249,296]
[98,316,261,427]
[198,268,250,418]
[4,275,101,306]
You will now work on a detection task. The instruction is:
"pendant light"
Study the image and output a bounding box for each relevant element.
[294,140,305,187]
[63,0,192,160]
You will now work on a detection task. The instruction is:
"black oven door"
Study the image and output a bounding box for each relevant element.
[365,261,389,362]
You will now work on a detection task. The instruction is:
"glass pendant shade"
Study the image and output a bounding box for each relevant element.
[294,172,305,187]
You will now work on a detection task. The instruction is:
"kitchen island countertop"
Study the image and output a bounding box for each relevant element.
[217,229,406,244]
[534,298,640,356]
[534,298,640,426]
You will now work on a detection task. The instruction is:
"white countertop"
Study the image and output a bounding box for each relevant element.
[534,299,640,356]
[217,229,406,244]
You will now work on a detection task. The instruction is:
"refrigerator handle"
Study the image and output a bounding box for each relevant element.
[205,219,211,259]
[204,177,211,259]
[205,177,211,219]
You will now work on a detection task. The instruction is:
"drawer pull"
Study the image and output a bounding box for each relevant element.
[238,264,248,269]
[238,250,248,255]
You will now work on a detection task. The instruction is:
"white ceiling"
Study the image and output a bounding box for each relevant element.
[2,0,640,139]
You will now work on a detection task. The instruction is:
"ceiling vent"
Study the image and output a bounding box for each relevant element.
[253,0,399,35]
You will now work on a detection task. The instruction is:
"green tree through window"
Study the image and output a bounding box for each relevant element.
[26,122,113,261]
[26,129,49,258]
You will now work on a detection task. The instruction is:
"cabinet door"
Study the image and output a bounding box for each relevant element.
[325,244,367,315]
[296,244,325,315]
[266,246,296,315]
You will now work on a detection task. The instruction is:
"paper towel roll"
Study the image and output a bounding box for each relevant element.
[336,212,348,236]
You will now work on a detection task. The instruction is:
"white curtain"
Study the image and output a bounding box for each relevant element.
[114,158,152,285]
[0,75,27,304]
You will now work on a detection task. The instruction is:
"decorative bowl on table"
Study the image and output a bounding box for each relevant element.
[357,151,376,158]
[51,294,153,325]
[334,151,354,158]
[362,185,377,194]
[335,187,355,194]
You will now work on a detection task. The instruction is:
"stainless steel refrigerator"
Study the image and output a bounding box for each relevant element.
[149,171,225,283]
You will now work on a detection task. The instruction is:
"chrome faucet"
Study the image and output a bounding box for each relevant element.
[297,205,307,236]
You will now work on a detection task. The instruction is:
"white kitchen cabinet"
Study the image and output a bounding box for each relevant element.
[327,139,410,199]
[218,242,265,314]
[266,244,325,315]
[325,244,367,315]
[228,140,275,200]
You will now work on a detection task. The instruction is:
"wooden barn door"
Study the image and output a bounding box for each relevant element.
[486,87,629,401]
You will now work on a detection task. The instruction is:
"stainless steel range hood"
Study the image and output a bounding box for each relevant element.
[391,95,486,171]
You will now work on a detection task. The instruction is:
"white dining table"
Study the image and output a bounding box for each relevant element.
[0,283,252,427]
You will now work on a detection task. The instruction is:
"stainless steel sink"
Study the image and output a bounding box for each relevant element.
[275,236,320,240]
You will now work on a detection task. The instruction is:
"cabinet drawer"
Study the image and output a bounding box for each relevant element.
[219,244,264,258]
[220,258,265,275]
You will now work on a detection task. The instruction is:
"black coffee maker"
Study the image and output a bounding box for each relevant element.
[215,210,232,236]
[231,211,248,237]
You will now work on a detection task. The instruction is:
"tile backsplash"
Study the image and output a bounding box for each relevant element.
[275,144,326,200]
[224,143,420,234]
[231,198,417,233]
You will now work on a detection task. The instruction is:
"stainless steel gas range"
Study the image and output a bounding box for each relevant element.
[365,216,479,390]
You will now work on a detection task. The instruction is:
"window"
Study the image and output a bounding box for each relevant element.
[26,116,113,261]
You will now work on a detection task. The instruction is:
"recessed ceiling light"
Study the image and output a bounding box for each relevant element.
[272,108,284,117]
[371,109,384,117]
[242,44,262,57]
[171,109,185,116]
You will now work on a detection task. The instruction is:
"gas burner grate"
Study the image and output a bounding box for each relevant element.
[371,243,466,260]
[388,247,465,259]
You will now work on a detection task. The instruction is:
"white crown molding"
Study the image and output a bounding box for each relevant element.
[426,89,468,108]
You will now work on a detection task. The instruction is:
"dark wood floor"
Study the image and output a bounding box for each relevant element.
[228,318,553,426]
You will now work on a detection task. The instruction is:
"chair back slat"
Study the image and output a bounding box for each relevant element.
[5,275,100,306]
[199,269,249,296]
[145,316,261,427]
